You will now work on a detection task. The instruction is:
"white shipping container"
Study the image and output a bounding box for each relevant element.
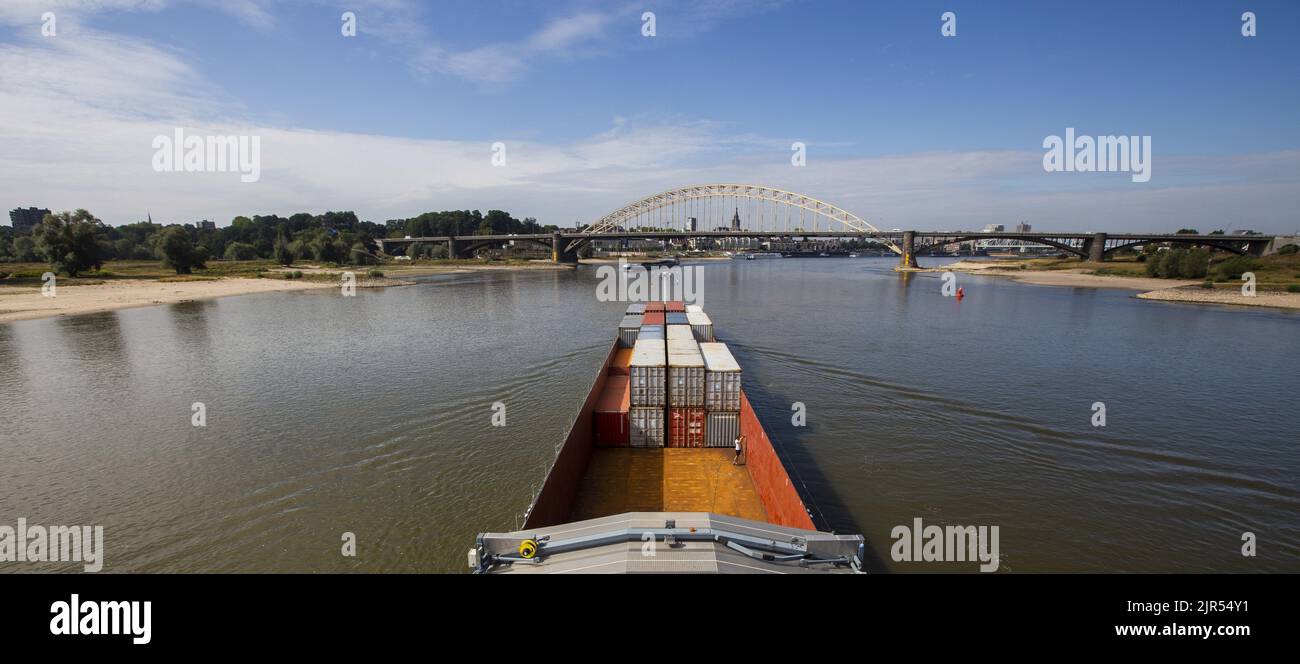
[630,407,665,447]
[700,342,742,411]
[666,325,694,341]
[686,311,714,342]
[618,314,643,348]
[630,339,667,407]
[686,304,703,313]
[705,411,740,448]
[667,339,705,408]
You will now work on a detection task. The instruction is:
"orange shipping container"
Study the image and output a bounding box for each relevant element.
[594,376,631,446]
[609,348,634,376]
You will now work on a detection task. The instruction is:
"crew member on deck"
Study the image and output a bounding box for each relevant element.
[733,434,745,465]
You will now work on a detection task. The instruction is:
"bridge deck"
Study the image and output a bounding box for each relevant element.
[573,448,767,522]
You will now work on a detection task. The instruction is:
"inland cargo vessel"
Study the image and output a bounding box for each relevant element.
[470,301,864,574]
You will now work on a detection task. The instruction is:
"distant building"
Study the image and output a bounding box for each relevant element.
[9,207,50,234]
[198,220,216,231]
[730,208,741,231]
[982,223,1005,233]
[1015,222,1032,233]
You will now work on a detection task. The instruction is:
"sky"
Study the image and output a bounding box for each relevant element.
[1,0,1298,233]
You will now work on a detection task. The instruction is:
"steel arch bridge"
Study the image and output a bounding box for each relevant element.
[576,184,901,254]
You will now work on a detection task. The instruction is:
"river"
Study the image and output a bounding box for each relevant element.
[1,257,1297,572]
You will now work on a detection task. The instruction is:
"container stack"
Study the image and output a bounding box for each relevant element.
[685,304,703,314]
[638,324,664,341]
[628,338,667,447]
[664,300,686,313]
[699,342,742,448]
[665,324,693,342]
[617,315,642,348]
[645,301,666,313]
[686,311,713,342]
[625,303,646,316]
[642,310,665,326]
[667,337,706,447]
[665,312,689,326]
[593,375,630,446]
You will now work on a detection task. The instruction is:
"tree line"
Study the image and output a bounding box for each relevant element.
[0,208,553,276]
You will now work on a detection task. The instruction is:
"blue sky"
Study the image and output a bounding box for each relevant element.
[1,0,1298,232]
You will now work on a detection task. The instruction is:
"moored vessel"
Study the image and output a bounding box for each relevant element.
[470,302,864,573]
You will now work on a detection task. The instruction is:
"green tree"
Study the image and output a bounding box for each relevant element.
[33,210,104,277]
[12,236,38,262]
[223,242,258,260]
[274,231,293,266]
[158,226,208,274]
[349,242,379,265]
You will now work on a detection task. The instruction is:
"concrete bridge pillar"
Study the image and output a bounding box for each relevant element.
[899,230,920,269]
[1245,239,1269,257]
[447,236,464,259]
[1085,232,1108,262]
[552,232,578,264]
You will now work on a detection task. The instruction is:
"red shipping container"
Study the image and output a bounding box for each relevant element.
[642,311,665,325]
[594,375,630,446]
[664,300,685,312]
[609,348,633,376]
[667,407,706,448]
[645,301,665,312]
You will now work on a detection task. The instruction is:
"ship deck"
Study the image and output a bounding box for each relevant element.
[573,448,767,522]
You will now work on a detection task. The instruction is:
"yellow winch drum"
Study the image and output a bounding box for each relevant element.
[518,539,539,559]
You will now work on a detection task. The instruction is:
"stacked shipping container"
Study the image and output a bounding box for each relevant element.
[700,342,742,448]
[667,338,706,448]
[617,315,642,348]
[593,375,630,446]
[595,309,739,449]
[638,324,664,341]
[665,325,693,342]
[629,338,666,447]
[687,311,713,342]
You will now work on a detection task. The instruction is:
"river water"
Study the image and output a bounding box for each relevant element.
[1,258,1297,572]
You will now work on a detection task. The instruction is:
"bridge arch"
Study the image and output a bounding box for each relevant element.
[577,184,901,254]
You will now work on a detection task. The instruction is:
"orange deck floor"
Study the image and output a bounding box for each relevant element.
[573,448,768,522]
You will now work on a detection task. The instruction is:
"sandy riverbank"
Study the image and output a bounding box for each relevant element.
[0,278,336,324]
[929,260,1200,290]
[925,260,1300,310]
[0,260,578,324]
[1136,286,1300,310]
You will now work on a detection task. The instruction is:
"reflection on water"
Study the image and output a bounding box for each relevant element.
[1,259,1297,572]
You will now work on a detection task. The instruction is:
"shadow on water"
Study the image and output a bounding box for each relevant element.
[740,377,891,573]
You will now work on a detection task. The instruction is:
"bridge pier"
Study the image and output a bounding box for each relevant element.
[899,230,920,269]
[447,236,466,259]
[1083,232,1108,262]
[552,232,578,264]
